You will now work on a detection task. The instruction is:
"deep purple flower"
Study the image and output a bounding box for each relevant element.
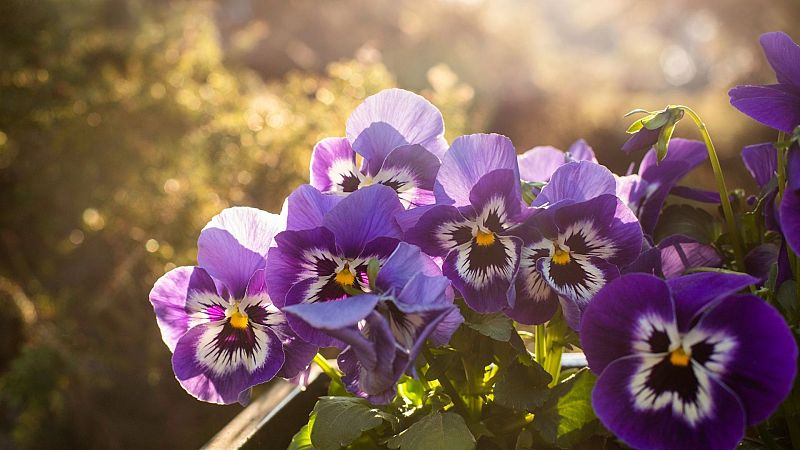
[657,235,721,279]
[149,207,316,404]
[284,243,463,404]
[309,89,446,207]
[267,185,404,347]
[506,161,643,328]
[616,139,708,237]
[729,32,800,133]
[741,142,781,232]
[780,147,800,253]
[517,139,597,184]
[582,273,797,450]
[405,134,529,313]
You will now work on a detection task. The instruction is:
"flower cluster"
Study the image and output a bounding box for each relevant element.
[149,34,800,450]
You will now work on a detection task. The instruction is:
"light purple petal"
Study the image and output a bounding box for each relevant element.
[404,205,471,258]
[266,227,338,308]
[566,139,597,163]
[150,266,219,351]
[468,168,524,225]
[429,308,464,346]
[376,242,442,292]
[284,185,343,232]
[309,137,359,193]
[729,84,800,133]
[375,144,440,207]
[741,143,778,188]
[592,356,746,450]
[533,161,616,207]
[269,317,318,380]
[283,294,380,330]
[657,235,722,279]
[323,184,403,258]
[172,321,284,404]
[580,273,674,374]
[621,126,659,154]
[434,133,520,207]
[518,146,566,183]
[696,294,798,425]
[639,138,707,176]
[346,89,447,173]
[760,31,800,90]
[198,207,285,299]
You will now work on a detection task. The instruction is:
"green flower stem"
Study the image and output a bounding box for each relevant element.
[497,413,535,434]
[313,353,343,387]
[679,106,746,272]
[421,346,470,417]
[535,324,547,366]
[545,343,564,388]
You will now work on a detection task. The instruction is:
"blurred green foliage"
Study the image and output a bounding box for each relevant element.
[0,1,471,448]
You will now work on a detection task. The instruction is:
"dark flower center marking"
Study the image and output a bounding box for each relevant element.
[552,244,571,265]
[340,172,361,192]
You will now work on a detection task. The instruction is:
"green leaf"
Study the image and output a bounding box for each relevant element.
[777,280,798,319]
[643,110,670,130]
[625,118,646,134]
[514,429,534,450]
[367,258,381,290]
[494,360,551,411]
[655,116,677,161]
[386,412,476,450]
[466,313,514,341]
[288,413,317,450]
[310,396,398,450]
[653,204,718,244]
[532,368,599,449]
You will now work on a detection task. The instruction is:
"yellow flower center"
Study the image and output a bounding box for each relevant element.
[552,245,571,265]
[229,306,249,330]
[669,347,691,367]
[335,264,356,287]
[475,229,496,246]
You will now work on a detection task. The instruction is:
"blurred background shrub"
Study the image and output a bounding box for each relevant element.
[0,0,796,448]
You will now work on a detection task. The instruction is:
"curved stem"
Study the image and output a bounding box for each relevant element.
[313,353,342,386]
[679,106,746,272]
[421,346,470,417]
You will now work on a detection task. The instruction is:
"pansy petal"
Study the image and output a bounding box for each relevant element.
[554,194,643,267]
[346,89,447,173]
[580,273,675,374]
[694,294,798,425]
[639,138,707,176]
[405,205,472,258]
[309,137,360,193]
[283,279,347,349]
[172,321,284,404]
[283,294,380,331]
[434,133,519,206]
[268,316,318,379]
[621,126,659,154]
[533,161,616,207]
[266,227,338,308]
[285,185,343,231]
[443,235,521,313]
[323,184,403,258]
[468,169,524,227]
[741,143,778,188]
[566,139,597,162]
[729,84,800,133]
[376,242,442,292]
[781,149,800,254]
[150,266,220,351]
[669,186,721,203]
[198,207,285,299]
[592,356,746,450]
[518,146,565,183]
[657,235,722,279]
[507,236,560,324]
[375,144,440,208]
[429,308,464,346]
[744,243,779,281]
[760,31,800,90]
[666,271,758,332]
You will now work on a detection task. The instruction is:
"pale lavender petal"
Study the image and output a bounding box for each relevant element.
[283,294,380,330]
[346,89,447,173]
[150,266,219,351]
[376,242,442,292]
[375,144,440,208]
[567,139,597,162]
[269,317,318,380]
[198,207,285,299]
[518,146,565,183]
[639,138,707,176]
[468,169,524,224]
[285,185,342,231]
[323,184,403,258]
[309,137,359,193]
[434,133,519,207]
[533,161,616,207]
[657,235,722,279]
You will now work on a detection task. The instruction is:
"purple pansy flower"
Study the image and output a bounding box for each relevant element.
[742,142,781,232]
[582,272,797,450]
[518,139,597,184]
[507,161,643,328]
[267,185,404,348]
[729,32,800,133]
[780,147,800,254]
[309,89,446,208]
[616,139,708,237]
[405,134,530,314]
[149,207,316,405]
[284,243,463,404]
